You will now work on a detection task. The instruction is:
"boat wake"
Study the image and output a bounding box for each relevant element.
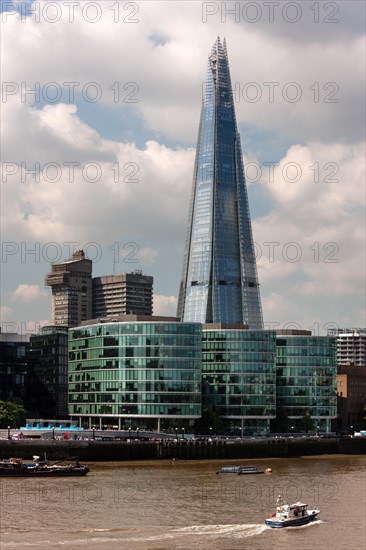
[0,521,323,548]
[79,528,132,533]
[174,523,269,538]
[85,524,269,543]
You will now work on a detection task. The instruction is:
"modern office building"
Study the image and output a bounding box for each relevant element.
[45,250,93,327]
[28,326,69,418]
[177,37,263,328]
[0,331,30,403]
[202,325,276,435]
[68,316,202,430]
[275,330,337,432]
[92,271,153,318]
[329,328,366,367]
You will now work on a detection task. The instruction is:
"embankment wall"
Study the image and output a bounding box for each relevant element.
[0,437,365,461]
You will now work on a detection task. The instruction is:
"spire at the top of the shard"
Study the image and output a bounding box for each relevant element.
[208,36,235,109]
[209,36,227,81]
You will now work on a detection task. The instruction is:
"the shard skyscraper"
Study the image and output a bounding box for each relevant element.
[177,37,263,329]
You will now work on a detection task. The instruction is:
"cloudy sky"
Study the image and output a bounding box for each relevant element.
[1,0,365,335]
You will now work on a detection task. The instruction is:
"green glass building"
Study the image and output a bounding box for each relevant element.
[275,331,337,432]
[68,317,202,430]
[202,325,276,436]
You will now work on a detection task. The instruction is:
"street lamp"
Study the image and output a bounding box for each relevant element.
[92,427,95,440]
[175,427,178,440]
[7,426,11,440]
[317,425,320,437]
[182,427,185,439]
[136,427,139,440]
[209,427,213,439]
[291,425,294,437]
[128,426,131,440]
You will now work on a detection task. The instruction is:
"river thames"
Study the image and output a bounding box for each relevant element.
[0,455,365,550]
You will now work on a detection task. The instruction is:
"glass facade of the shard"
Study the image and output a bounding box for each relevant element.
[177,38,263,328]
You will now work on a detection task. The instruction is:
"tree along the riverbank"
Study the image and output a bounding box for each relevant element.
[0,400,26,428]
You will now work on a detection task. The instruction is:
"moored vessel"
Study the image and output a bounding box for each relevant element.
[0,456,89,477]
[216,465,272,475]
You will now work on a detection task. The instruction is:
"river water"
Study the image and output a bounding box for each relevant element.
[0,455,365,550]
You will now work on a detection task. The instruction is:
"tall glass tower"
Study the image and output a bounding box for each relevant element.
[177,37,263,328]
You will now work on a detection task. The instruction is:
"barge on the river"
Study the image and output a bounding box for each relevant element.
[0,456,89,477]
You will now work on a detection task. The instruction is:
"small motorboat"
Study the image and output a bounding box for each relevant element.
[265,495,320,528]
[216,466,272,475]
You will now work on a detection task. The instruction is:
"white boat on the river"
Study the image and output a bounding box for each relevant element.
[265,495,320,528]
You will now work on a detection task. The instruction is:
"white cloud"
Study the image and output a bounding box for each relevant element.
[153,294,178,317]
[11,284,48,303]
[255,140,366,329]
[1,2,364,144]
[261,292,305,329]
[256,141,364,266]
[138,247,159,264]
[1,104,195,245]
